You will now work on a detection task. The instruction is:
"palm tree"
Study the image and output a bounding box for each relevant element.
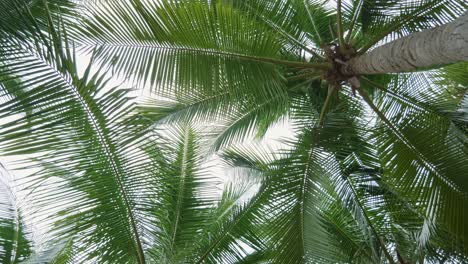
[344,9,467,74]
[0,0,467,263]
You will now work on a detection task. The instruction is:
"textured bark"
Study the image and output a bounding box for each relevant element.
[346,12,468,75]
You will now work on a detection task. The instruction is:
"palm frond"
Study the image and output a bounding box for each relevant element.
[0,0,76,35]
[357,81,468,253]
[146,125,221,262]
[136,83,292,152]
[224,127,381,263]
[0,0,467,262]
[0,3,156,261]
[0,167,32,264]
[231,0,335,52]
[72,0,311,101]
[188,146,276,263]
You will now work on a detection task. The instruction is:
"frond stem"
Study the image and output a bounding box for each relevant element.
[170,127,190,251]
[56,59,147,264]
[345,0,363,44]
[318,85,334,126]
[343,175,396,264]
[79,42,331,70]
[304,0,323,44]
[299,142,315,256]
[244,55,330,69]
[328,19,336,41]
[74,90,147,264]
[18,1,147,262]
[336,0,345,47]
[286,72,320,82]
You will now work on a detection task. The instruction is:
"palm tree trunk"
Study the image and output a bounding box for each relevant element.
[345,12,468,75]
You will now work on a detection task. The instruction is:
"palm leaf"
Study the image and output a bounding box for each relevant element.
[146,125,220,262]
[0,3,155,261]
[357,79,468,253]
[0,166,32,264]
[72,0,304,100]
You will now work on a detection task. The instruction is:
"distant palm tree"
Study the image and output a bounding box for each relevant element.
[0,0,467,263]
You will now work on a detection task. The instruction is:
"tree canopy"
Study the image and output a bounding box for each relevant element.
[0,0,467,263]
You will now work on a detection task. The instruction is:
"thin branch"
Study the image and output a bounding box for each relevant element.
[336,0,345,47]
[304,0,323,44]
[286,71,320,82]
[318,85,334,126]
[170,127,190,252]
[345,0,363,44]
[80,42,331,70]
[344,175,396,264]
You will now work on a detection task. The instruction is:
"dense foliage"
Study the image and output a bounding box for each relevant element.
[0,0,467,263]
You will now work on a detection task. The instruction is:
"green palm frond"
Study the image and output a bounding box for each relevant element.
[0,5,291,258]
[0,0,467,262]
[0,0,76,35]
[136,84,292,152]
[357,82,468,253]
[49,240,74,264]
[218,126,384,263]
[342,138,468,263]
[229,0,335,54]
[371,68,467,181]
[0,4,288,259]
[0,3,154,261]
[190,188,267,263]
[146,125,220,262]
[204,110,378,263]
[0,167,32,264]
[204,96,289,151]
[26,240,75,264]
[188,147,274,263]
[72,0,320,100]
